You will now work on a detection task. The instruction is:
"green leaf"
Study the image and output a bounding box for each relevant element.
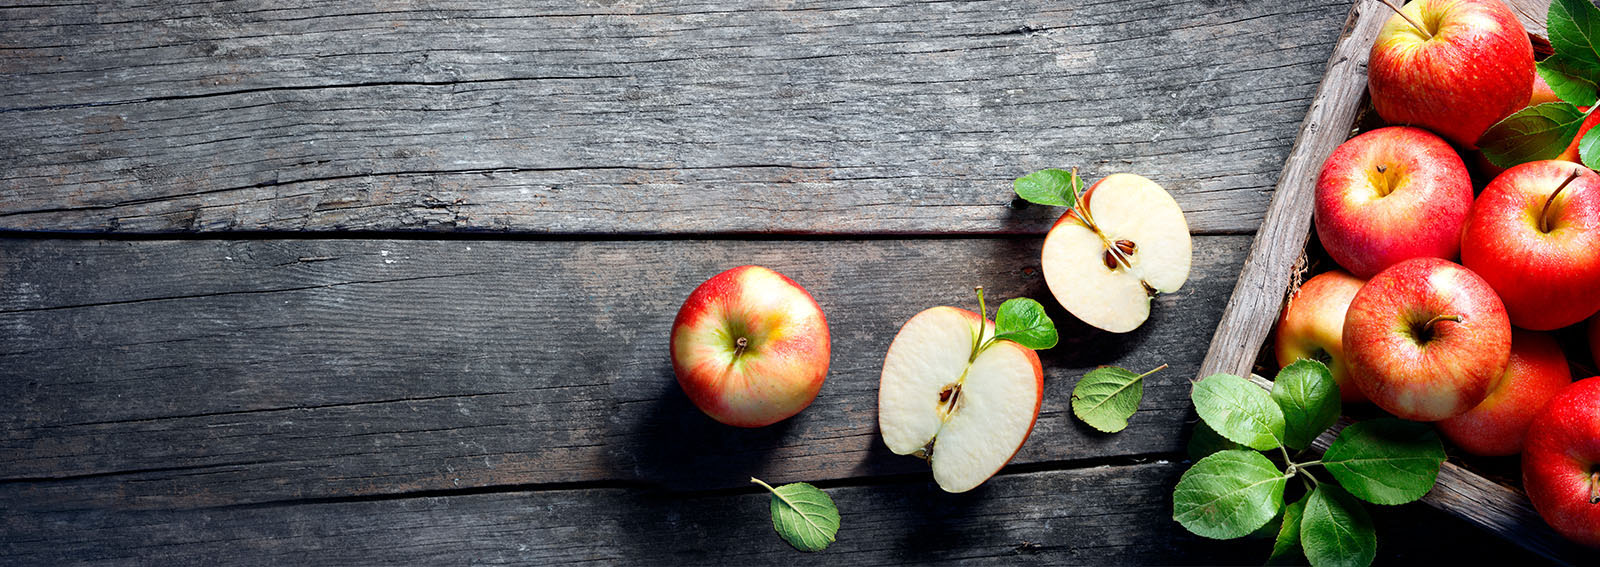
[1546,0,1600,83]
[1071,365,1164,433]
[1539,59,1600,107]
[753,478,840,552]
[1479,102,1586,169]
[1321,419,1446,505]
[1267,498,1308,566]
[1271,359,1341,451]
[1581,119,1600,169]
[992,297,1058,350]
[1187,421,1244,461]
[1013,168,1080,207]
[1172,450,1287,539]
[1300,485,1376,567]
[1192,373,1286,451]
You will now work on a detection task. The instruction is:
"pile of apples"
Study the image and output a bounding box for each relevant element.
[1274,0,1600,548]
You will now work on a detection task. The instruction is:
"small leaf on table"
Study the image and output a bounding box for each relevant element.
[1479,102,1585,168]
[1300,484,1376,567]
[1321,419,1445,506]
[1172,449,1287,539]
[1192,373,1286,451]
[1272,359,1341,451]
[752,477,840,552]
[992,297,1058,350]
[1013,168,1081,207]
[1267,497,1308,566]
[1071,365,1164,433]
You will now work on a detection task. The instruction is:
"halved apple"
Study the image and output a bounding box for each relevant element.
[878,306,1043,493]
[1040,173,1192,333]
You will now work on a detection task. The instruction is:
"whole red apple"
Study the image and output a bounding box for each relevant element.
[1523,377,1600,548]
[670,265,830,427]
[1438,329,1572,456]
[1461,161,1600,330]
[1314,126,1473,279]
[1275,270,1369,402]
[1343,258,1511,421]
[1368,0,1533,148]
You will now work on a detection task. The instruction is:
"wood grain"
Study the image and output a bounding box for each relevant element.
[0,0,1353,234]
[0,236,1247,508]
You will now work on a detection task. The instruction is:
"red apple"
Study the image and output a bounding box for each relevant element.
[1531,72,1562,106]
[1523,377,1600,548]
[1438,329,1572,456]
[1275,270,1369,402]
[1343,257,1511,421]
[1314,126,1474,279]
[670,265,830,427]
[1367,0,1533,148]
[1461,161,1600,330]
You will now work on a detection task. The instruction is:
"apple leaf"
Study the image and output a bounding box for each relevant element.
[1271,359,1341,451]
[1187,421,1244,461]
[1539,59,1600,107]
[1299,484,1376,567]
[1192,373,1286,451]
[1267,497,1308,566]
[992,297,1058,350]
[1070,364,1165,433]
[1479,102,1586,169]
[752,477,840,552]
[1547,0,1600,83]
[1172,449,1287,540]
[1580,120,1600,169]
[1320,419,1445,506]
[1013,168,1080,207]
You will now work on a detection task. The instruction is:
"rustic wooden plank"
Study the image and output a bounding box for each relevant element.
[0,460,1540,565]
[0,236,1247,508]
[0,0,1352,234]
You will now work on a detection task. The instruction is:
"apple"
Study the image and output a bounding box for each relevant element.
[1367,0,1533,148]
[1531,72,1562,106]
[670,265,830,427]
[1437,329,1572,456]
[1556,108,1600,164]
[1461,161,1600,330]
[1523,377,1600,548]
[1040,173,1191,333]
[1314,126,1474,279]
[1343,257,1511,422]
[1274,270,1369,402]
[878,306,1042,492]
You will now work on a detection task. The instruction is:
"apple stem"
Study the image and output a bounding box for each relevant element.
[733,336,749,359]
[971,286,988,362]
[1376,0,1432,40]
[1540,169,1583,233]
[1418,314,1462,341]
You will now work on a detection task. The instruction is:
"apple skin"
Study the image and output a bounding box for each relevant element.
[1342,258,1511,422]
[1314,126,1474,279]
[1522,377,1600,549]
[670,265,830,427]
[1367,0,1533,148]
[1437,329,1572,456]
[1274,270,1369,402]
[1461,161,1600,331]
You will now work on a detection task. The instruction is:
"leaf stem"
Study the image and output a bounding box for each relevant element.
[971,286,988,363]
[751,477,779,494]
[1299,460,1323,468]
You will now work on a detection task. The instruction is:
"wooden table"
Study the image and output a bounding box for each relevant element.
[0,1,1551,564]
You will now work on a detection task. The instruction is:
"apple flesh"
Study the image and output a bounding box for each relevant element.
[1523,377,1600,549]
[1314,126,1473,279]
[1367,0,1533,148]
[1275,270,1369,403]
[671,265,830,427]
[1461,161,1600,331]
[1343,258,1511,422]
[879,306,1043,493]
[1040,173,1191,333]
[1438,329,1572,456]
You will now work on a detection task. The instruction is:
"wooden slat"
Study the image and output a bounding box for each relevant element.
[0,460,1541,565]
[0,236,1247,508]
[0,0,1353,234]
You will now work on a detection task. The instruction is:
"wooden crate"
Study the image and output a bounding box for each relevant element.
[1198,0,1597,563]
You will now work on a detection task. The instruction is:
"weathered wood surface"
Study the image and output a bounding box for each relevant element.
[0,236,1248,509]
[0,0,1354,234]
[0,460,1533,565]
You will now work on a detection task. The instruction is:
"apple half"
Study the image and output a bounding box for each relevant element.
[878,306,1043,493]
[1041,173,1192,333]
